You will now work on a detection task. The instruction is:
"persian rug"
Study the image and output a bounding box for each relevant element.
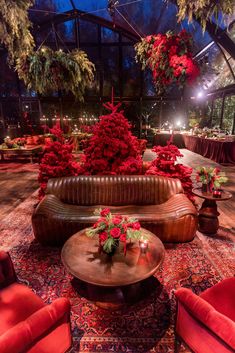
[0,193,234,353]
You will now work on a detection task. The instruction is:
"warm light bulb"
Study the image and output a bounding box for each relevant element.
[197,90,204,99]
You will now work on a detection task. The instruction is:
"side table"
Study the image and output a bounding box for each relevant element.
[193,187,232,235]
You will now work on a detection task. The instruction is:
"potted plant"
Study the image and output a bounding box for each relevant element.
[196,167,228,193]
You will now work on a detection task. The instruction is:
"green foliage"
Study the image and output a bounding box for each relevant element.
[177,0,234,32]
[103,237,117,254]
[126,229,142,241]
[135,39,151,71]
[196,166,228,188]
[0,0,35,64]
[16,46,95,101]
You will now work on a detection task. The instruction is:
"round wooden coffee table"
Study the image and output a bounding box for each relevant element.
[61,228,165,309]
[193,187,232,235]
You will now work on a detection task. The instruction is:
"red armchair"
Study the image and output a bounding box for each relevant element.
[175,278,235,353]
[0,251,72,353]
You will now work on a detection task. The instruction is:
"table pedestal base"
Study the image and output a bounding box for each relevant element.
[72,277,160,310]
[198,199,220,235]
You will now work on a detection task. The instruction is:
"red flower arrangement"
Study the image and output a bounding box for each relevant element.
[86,208,142,255]
[38,122,82,199]
[145,136,194,202]
[81,101,142,175]
[135,30,200,93]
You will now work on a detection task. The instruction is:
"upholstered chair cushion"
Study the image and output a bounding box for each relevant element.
[175,278,235,353]
[0,251,72,353]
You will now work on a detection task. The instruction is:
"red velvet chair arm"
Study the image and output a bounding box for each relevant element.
[175,288,235,350]
[0,298,71,353]
[0,251,17,289]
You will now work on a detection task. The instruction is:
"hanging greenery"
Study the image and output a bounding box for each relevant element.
[176,0,234,32]
[0,0,35,64]
[16,46,95,101]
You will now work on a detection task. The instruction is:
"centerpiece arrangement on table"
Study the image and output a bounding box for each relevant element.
[86,208,144,255]
[0,137,26,149]
[196,166,228,196]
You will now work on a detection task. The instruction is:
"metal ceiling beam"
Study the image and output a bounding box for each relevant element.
[69,0,76,10]
[206,83,235,98]
[205,21,235,59]
[37,9,139,42]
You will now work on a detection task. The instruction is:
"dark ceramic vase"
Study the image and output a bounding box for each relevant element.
[100,241,119,256]
[202,182,213,193]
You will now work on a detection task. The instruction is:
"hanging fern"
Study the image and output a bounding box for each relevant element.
[16,46,95,101]
[176,0,234,32]
[0,0,35,64]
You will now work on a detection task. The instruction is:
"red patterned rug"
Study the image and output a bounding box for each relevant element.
[0,193,234,353]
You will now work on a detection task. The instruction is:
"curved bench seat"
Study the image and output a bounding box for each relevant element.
[32,175,198,246]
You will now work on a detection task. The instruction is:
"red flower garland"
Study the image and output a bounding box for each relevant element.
[135,30,200,93]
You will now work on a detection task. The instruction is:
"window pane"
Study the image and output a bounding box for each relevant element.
[222,95,235,133]
[79,20,98,43]
[211,98,222,128]
[101,27,119,42]
[101,46,119,96]
[123,46,141,96]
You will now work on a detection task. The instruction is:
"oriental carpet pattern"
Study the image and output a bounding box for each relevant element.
[0,192,234,353]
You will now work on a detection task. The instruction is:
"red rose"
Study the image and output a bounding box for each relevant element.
[131,222,141,230]
[110,227,121,238]
[120,233,126,242]
[99,232,108,242]
[93,221,99,228]
[112,216,123,225]
[100,208,110,217]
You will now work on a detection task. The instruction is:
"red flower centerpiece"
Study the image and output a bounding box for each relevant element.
[135,30,200,93]
[86,208,142,255]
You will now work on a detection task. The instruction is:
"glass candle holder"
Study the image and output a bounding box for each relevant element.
[213,190,222,198]
[139,237,148,254]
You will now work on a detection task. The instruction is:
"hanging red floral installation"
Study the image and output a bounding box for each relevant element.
[145,136,194,202]
[135,30,200,93]
[38,122,82,199]
[82,101,142,175]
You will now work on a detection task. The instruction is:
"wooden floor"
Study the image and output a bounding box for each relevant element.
[0,167,38,219]
[0,150,234,230]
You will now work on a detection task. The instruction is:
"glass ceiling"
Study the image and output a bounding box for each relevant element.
[29,0,235,94]
[0,0,234,101]
[31,0,217,54]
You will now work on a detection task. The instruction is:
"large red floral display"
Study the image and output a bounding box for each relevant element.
[82,101,142,175]
[38,123,81,199]
[135,30,200,93]
[145,137,194,202]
